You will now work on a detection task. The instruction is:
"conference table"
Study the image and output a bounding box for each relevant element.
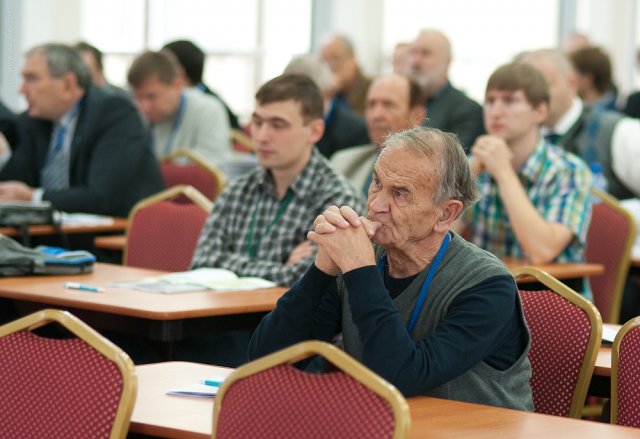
[0,217,128,238]
[0,263,286,358]
[130,361,638,439]
[502,257,604,282]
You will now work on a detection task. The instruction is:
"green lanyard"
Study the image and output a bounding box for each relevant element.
[246,191,295,257]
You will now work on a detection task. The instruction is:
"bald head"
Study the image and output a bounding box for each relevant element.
[365,73,425,145]
[406,29,451,96]
[518,49,578,129]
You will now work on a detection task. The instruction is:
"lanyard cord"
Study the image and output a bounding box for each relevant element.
[246,191,295,257]
[163,93,186,156]
[377,232,451,334]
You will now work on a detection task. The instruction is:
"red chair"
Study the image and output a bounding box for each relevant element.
[213,341,410,438]
[160,149,225,202]
[513,267,602,418]
[587,188,636,323]
[0,309,136,438]
[611,316,640,427]
[124,185,212,271]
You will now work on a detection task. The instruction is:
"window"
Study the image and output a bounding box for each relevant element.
[81,0,312,120]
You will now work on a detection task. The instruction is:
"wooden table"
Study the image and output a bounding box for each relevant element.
[0,263,286,354]
[503,257,605,281]
[94,234,126,251]
[0,217,127,237]
[131,361,640,439]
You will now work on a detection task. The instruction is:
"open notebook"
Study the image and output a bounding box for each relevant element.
[111,267,276,294]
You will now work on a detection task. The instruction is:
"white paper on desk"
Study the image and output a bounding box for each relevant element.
[166,383,219,398]
[59,212,114,226]
[110,268,276,294]
[156,268,277,291]
[602,324,621,344]
[110,281,208,294]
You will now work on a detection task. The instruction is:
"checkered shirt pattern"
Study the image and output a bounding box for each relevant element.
[465,140,592,265]
[191,149,366,286]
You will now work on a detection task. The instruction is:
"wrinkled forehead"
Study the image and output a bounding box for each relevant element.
[376,144,439,189]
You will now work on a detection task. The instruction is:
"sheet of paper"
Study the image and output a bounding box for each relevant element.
[166,383,219,398]
[60,212,114,226]
[111,268,276,294]
[602,323,621,344]
[166,374,229,398]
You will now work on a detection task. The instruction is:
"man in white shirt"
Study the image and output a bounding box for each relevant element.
[128,50,231,168]
[519,48,640,198]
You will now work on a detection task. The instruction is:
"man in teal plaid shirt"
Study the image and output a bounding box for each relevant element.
[454,63,593,299]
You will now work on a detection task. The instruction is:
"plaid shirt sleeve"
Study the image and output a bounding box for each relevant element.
[191,155,366,286]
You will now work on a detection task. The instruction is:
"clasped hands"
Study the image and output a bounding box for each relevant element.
[307,205,381,276]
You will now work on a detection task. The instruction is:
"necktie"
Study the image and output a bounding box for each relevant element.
[41,124,70,190]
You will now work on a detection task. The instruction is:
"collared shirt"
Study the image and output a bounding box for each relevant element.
[544,97,583,137]
[33,101,82,202]
[464,140,593,295]
[191,148,366,286]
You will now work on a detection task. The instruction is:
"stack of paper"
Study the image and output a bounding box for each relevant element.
[112,268,276,294]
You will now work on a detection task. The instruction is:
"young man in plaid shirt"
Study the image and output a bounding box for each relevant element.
[455,63,593,298]
[191,73,365,286]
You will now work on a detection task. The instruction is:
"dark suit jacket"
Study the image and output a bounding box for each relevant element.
[423,82,484,151]
[316,104,370,158]
[0,100,19,147]
[623,91,640,119]
[0,86,164,217]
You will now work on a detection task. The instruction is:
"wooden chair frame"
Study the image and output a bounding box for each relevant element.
[160,148,226,199]
[0,309,137,439]
[123,184,212,266]
[589,188,637,323]
[231,128,254,153]
[610,316,640,425]
[212,340,411,438]
[513,266,602,418]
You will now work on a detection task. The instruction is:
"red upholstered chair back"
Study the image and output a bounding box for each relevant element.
[611,317,640,427]
[0,309,136,439]
[160,149,225,202]
[586,188,636,323]
[213,341,410,439]
[125,185,212,271]
[513,267,602,418]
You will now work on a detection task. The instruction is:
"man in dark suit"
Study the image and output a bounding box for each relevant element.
[0,100,19,148]
[0,43,164,217]
[283,54,369,158]
[407,29,484,151]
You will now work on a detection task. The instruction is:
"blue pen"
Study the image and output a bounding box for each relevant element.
[64,282,104,292]
[203,380,224,387]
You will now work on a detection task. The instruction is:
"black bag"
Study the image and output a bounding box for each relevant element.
[0,235,95,276]
[0,201,57,226]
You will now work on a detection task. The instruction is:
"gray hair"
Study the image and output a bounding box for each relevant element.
[516,48,575,79]
[27,43,92,90]
[381,127,479,209]
[283,54,333,92]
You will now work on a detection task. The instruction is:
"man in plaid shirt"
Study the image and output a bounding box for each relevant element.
[191,74,365,286]
[454,63,593,298]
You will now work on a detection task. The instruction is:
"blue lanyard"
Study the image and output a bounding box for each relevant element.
[377,232,451,334]
[163,93,186,155]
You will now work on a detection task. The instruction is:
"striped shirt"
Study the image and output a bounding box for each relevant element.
[464,140,593,294]
[191,148,366,286]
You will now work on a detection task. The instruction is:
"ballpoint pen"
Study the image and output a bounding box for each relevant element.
[203,379,224,387]
[63,282,105,292]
